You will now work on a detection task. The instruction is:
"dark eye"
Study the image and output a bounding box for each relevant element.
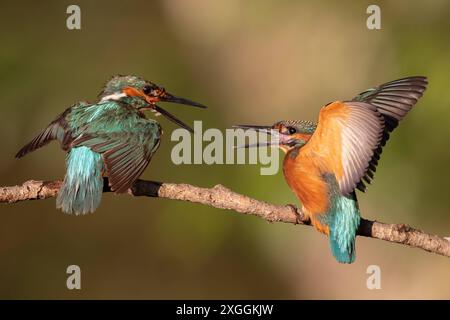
[143,85,152,95]
[288,127,297,134]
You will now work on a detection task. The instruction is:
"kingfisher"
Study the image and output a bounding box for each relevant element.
[235,76,428,263]
[16,75,206,215]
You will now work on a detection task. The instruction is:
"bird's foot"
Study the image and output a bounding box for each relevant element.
[286,203,303,225]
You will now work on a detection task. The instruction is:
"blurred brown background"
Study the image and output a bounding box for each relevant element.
[0,0,449,299]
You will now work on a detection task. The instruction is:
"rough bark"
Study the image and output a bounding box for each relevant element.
[1,179,449,258]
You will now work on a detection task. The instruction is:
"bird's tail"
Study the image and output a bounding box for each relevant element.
[328,193,361,264]
[56,146,104,215]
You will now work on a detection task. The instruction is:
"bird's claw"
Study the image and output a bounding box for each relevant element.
[286,203,303,224]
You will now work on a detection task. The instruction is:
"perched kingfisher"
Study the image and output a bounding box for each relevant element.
[236,76,428,263]
[16,75,206,215]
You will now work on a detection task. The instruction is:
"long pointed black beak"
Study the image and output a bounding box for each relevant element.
[232,125,279,148]
[152,93,207,133]
[153,105,195,133]
[161,93,207,109]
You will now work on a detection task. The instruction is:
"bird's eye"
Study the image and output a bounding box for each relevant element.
[288,127,297,134]
[143,85,152,95]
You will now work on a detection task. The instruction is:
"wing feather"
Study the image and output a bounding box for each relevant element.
[303,101,384,196]
[72,118,161,193]
[350,76,428,191]
[15,122,63,158]
[15,106,77,158]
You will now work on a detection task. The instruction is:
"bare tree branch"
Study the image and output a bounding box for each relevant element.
[1,179,449,258]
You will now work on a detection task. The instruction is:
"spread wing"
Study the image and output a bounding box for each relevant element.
[15,102,88,158]
[15,120,65,158]
[349,76,428,191]
[302,101,384,196]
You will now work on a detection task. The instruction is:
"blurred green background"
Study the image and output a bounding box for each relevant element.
[1,0,449,299]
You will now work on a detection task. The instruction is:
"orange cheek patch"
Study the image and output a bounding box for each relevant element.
[122,87,159,104]
[122,87,144,97]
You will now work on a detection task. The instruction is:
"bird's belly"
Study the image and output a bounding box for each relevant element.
[283,154,332,233]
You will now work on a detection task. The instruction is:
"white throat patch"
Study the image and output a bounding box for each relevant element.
[101,92,126,102]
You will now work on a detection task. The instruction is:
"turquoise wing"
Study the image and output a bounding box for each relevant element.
[68,101,162,193]
[72,119,161,193]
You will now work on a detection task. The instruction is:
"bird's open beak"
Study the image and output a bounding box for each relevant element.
[145,92,207,133]
[159,93,207,109]
[232,125,280,148]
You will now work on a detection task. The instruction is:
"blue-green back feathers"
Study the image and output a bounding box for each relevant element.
[69,101,161,193]
[72,119,161,193]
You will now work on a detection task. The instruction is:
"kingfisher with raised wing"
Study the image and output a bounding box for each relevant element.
[235,76,428,263]
[16,75,206,215]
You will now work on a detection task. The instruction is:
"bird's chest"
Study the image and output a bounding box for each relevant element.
[283,150,331,215]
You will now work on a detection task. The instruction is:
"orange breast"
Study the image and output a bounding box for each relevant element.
[283,150,332,234]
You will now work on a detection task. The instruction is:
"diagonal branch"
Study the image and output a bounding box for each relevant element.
[1,179,449,258]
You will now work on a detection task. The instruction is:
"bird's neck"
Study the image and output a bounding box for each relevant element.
[122,96,149,109]
[101,95,149,110]
[285,143,305,160]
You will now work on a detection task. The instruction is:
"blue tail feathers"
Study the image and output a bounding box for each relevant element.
[56,146,104,215]
[328,193,361,264]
